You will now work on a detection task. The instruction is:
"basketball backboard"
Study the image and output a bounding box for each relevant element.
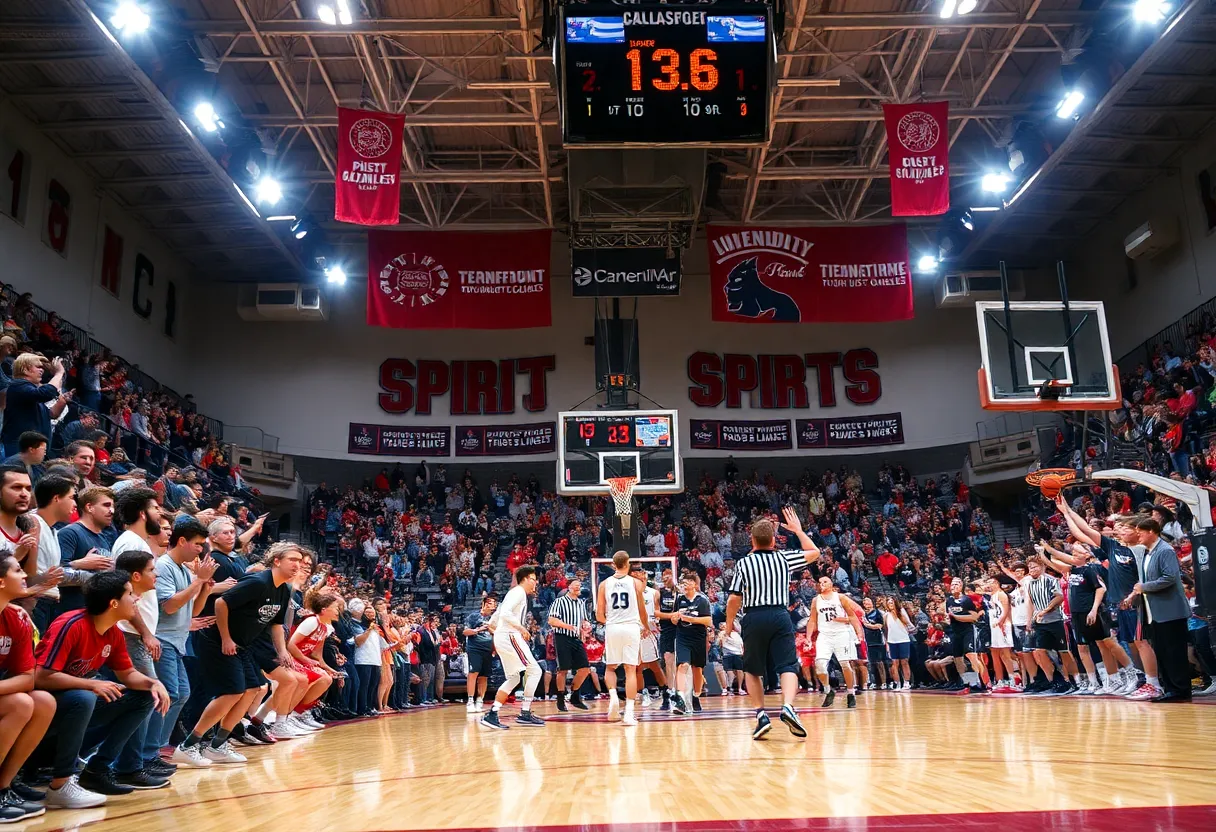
[557,409,683,495]
[976,300,1121,411]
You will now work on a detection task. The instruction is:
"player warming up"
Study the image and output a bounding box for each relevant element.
[481,566,545,730]
[809,576,865,708]
[596,551,649,726]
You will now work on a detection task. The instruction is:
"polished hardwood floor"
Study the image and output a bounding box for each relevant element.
[17,691,1216,832]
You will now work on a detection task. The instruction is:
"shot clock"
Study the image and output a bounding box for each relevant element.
[559,2,774,146]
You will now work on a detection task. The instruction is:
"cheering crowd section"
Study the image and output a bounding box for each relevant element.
[0,283,250,498]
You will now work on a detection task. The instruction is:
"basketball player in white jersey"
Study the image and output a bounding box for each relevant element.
[808,576,865,708]
[631,564,669,707]
[596,551,649,725]
[985,577,1020,691]
[999,561,1036,689]
[480,565,546,730]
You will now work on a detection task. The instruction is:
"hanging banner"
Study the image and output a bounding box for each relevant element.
[688,419,792,451]
[796,413,905,449]
[707,225,912,324]
[335,107,405,226]
[883,101,950,217]
[367,230,552,329]
[348,423,450,457]
[571,247,682,297]
[455,422,556,456]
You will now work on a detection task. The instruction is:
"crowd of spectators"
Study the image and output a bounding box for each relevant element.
[1107,315,1216,483]
[0,284,246,496]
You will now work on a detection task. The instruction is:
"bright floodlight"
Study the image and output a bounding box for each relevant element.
[254,177,283,206]
[957,0,978,13]
[981,172,1011,194]
[916,255,939,274]
[317,4,337,25]
[194,101,221,132]
[111,2,151,33]
[337,1,353,25]
[1133,0,1170,22]
[939,0,957,18]
[325,265,347,285]
[1055,89,1085,120]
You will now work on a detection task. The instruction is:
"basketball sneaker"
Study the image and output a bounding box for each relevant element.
[1126,683,1162,701]
[779,704,806,738]
[467,699,478,714]
[846,693,857,709]
[751,711,772,740]
[516,711,546,727]
[607,690,620,721]
[691,695,702,713]
[821,690,835,708]
[641,690,653,708]
[479,710,509,730]
[671,693,686,715]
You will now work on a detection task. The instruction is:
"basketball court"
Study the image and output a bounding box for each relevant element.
[21,693,1216,832]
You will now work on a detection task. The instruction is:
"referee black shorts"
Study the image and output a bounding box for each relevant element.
[555,633,589,671]
[739,605,798,678]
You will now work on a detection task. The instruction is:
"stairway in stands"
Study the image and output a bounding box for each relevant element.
[989,516,1026,553]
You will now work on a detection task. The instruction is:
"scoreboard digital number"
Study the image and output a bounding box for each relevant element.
[560,3,773,146]
[563,414,672,452]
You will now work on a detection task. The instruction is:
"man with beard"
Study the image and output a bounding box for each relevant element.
[0,467,36,569]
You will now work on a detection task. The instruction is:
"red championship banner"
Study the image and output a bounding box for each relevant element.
[335,107,404,226]
[883,101,950,217]
[367,230,552,329]
[707,225,912,323]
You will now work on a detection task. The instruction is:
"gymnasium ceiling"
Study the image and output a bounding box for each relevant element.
[1,0,1215,280]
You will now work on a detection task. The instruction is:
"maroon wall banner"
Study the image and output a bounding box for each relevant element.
[689,419,792,451]
[883,101,950,217]
[379,356,555,415]
[335,107,405,226]
[455,422,555,456]
[367,230,552,329]
[707,225,912,324]
[99,226,123,298]
[796,413,905,449]
[687,349,881,409]
[348,423,451,457]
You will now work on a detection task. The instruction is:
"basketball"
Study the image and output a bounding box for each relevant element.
[1040,473,1064,499]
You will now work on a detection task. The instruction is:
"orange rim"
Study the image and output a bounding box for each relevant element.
[1024,468,1078,487]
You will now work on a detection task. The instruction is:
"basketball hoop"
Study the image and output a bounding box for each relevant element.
[606,476,637,536]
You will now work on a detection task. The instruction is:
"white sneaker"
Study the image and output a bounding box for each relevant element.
[45,777,107,809]
[467,700,478,714]
[269,721,302,740]
[474,699,485,712]
[621,713,638,726]
[202,742,248,764]
[641,691,652,708]
[902,682,911,690]
[170,743,214,768]
[607,691,620,721]
[286,715,319,733]
[1197,680,1216,696]
[299,714,325,731]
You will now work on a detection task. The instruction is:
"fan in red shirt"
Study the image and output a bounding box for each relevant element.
[33,571,170,803]
[0,553,55,821]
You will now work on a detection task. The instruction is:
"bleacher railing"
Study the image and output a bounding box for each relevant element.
[4,282,237,443]
[1115,294,1216,373]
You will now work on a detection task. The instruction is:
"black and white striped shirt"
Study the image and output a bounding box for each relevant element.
[548,593,587,635]
[728,548,809,608]
[1027,575,1064,622]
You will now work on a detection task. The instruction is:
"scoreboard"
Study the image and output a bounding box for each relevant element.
[558,409,682,495]
[559,2,774,146]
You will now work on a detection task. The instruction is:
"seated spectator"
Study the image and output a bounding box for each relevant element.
[33,570,171,807]
[1,431,46,485]
[0,553,56,823]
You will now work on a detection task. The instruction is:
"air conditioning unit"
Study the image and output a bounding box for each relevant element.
[934,269,1025,308]
[236,283,328,321]
[1124,217,1178,260]
[968,431,1041,473]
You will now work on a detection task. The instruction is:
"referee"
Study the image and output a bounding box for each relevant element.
[548,579,592,712]
[722,507,820,740]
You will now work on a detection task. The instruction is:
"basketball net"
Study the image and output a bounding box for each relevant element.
[606,476,637,537]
